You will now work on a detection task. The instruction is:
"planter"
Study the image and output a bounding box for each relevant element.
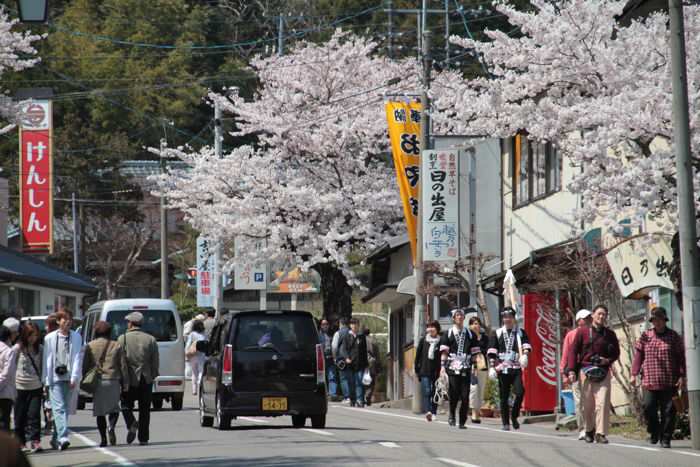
[480,408,494,418]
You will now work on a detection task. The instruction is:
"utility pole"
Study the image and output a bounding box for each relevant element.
[444,0,450,65]
[213,100,224,320]
[278,15,284,57]
[412,3,432,414]
[386,0,393,58]
[160,138,169,299]
[669,0,700,450]
[71,192,79,273]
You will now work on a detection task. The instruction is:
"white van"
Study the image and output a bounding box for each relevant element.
[82,299,185,410]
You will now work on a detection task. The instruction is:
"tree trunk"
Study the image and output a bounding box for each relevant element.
[313,262,353,325]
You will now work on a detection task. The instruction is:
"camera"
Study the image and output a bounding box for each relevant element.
[55,365,68,376]
[590,355,602,366]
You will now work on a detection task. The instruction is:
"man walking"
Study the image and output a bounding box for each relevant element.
[632,307,686,448]
[42,310,83,451]
[488,307,532,431]
[332,318,351,403]
[0,323,18,431]
[339,319,366,407]
[118,312,159,446]
[561,309,592,440]
[203,309,217,338]
[566,305,620,444]
[318,319,338,400]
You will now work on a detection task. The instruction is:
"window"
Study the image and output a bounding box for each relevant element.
[512,134,561,207]
[107,309,178,342]
[234,315,317,352]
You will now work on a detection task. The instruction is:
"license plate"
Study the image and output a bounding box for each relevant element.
[262,397,288,411]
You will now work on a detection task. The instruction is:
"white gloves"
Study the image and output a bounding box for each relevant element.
[488,367,498,381]
[519,354,529,369]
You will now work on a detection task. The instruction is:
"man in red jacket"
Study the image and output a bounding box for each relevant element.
[566,305,620,444]
[632,307,686,448]
[561,309,592,440]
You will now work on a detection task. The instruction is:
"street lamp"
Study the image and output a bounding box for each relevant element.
[16,0,48,23]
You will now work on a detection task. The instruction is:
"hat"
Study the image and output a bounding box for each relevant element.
[648,307,669,322]
[2,317,19,333]
[450,308,465,318]
[575,309,592,322]
[125,311,144,324]
[501,307,517,317]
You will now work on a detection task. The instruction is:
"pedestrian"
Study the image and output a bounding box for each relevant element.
[0,431,32,467]
[339,318,366,407]
[566,304,620,444]
[0,323,19,432]
[440,309,479,428]
[42,310,84,451]
[203,309,216,338]
[561,309,592,440]
[363,328,380,406]
[185,320,206,396]
[632,307,686,449]
[42,314,57,436]
[118,311,159,446]
[83,321,129,447]
[332,318,351,403]
[488,307,532,431]
[318,319,338,400]
[415,320,442,421]
[13,322,44,452]
[468,316,489,424]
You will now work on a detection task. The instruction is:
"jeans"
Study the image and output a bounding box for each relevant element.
[420,376,437,415]
[498,370,525,426]
[339,367,352,400]
[49,381,73,443]
[0,399,12,431]
[326,363,338,396]
[448,373,471,425]
[14,388,42,444]
[353,369,365,405]
[643,388,677,442]
[121,377,153,443]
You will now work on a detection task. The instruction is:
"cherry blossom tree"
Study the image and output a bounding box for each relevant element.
[0,7,42,134]
[433,0,700,235]
[156,31,417,322]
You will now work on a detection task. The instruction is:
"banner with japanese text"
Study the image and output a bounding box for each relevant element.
[196,236,216,307]
[421,150,459,261]
[385,101,422,262]
[19,100,53,254]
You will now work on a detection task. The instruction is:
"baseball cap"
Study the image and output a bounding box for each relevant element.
[2,317,20,333]
[125,311,144,324]
[575,309,592,322]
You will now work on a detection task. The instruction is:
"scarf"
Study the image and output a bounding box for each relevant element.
[425,334,441,360]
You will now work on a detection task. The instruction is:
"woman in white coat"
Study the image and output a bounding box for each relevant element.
[185,320,206,396]
[42,310,83,451]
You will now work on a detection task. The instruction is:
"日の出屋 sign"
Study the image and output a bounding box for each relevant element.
[421,150,459,262]
[19,100,53,254]
[605,234,675,298]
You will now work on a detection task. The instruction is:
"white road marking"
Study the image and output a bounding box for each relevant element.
[72,432,137,467]
[301,428,334,436]
[378,441,400,448]
[337,406,696,458]
[436,458,481,467]
[238,417,271,424]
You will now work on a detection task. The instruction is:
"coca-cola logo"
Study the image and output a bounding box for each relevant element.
[535,304,558,387]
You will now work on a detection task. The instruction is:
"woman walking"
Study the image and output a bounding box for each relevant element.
[82,321,129,447]
[468,316,489,424]
[415,321,442,421]
[14,322,44,453]
[185,320,206,396]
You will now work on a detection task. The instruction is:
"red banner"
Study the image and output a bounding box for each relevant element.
[19,101,53,254]
[521,292,569,412]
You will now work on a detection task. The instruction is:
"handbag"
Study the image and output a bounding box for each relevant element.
[672,389,689,413]
[81,340,111,394]
[582,365,607,383]
[474,353,487,371]
[185,336,199,359]
[362,368,372,386]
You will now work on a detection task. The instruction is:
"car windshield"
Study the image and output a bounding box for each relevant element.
[107,309,178,342]
[235,315,317,353]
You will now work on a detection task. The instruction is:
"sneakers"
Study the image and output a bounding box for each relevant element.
[578,430,586,441]
[425,412,433,422]
[648,434,659,445]
[126,422,139,445]
[512,419,520,430]
[584,431,595,443]
[458,423,467,430]
[448,417,456,427]
[595,434,609,444]
[49,439,59,450]
[58,441,70,451]
[341,398,351,405]
[29,441,42,454]
[471,418,481,424]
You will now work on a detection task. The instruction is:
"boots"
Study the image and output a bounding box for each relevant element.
[97,416,108,447]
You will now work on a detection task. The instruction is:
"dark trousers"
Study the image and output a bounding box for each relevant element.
[14,389,42,444]
[498,370,525,426]
[97,413,120,441]
[448,372,471,425]
[643,388,676,442]
[121,377,153,443]
[0,399,12,431]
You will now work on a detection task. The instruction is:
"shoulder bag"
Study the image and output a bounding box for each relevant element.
[81,340,112,394]
[581,328,607,383]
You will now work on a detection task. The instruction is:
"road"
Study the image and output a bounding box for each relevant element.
[29,389,700,467]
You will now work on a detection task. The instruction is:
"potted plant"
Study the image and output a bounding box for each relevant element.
[480,377,500,418]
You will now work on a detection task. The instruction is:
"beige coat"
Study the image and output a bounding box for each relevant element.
[82,338,129,386]
[117,328,159,386]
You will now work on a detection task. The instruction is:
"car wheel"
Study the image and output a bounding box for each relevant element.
[291,415,306,428]
[199,392,213,427]
[171,393,184,411]
[214,393,231,431]
[152,397,163,411]
[77,397,86,410]
[310,414,326,429]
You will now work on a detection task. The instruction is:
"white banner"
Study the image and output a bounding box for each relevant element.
[421,150,460,261]
[606,234,674,298]
[234,237,268,290]
[196,236,216,307]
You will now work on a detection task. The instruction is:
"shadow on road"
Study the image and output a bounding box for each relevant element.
[91,455,383,466]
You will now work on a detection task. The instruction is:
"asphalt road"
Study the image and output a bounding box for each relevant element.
[28,388,700,467]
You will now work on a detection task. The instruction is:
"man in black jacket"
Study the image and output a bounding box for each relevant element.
[339,319,367,407]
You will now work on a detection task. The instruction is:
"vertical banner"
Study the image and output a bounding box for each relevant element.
[19,100,53,254]
[385,101,422,262]
[196,236,215,307]
[421,150,459,261]
[234,236,268,290]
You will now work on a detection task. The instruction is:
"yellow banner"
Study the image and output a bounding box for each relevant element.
[385,101,421,263]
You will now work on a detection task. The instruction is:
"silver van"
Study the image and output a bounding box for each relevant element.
[82,299,185,410]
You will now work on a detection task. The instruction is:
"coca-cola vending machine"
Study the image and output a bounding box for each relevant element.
[521,292,569,413]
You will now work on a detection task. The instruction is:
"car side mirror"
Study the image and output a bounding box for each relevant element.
[196,340,209,354]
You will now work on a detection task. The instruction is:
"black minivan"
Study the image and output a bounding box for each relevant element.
[198,310,327,430]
